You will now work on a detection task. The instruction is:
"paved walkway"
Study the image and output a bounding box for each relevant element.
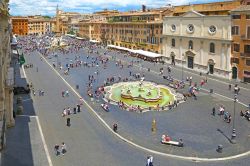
[44,47,250,159]
[1,62,49,166]
[2,37,250,165]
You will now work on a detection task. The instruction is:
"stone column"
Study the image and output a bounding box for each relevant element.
[5,87,14,128]
[201,21,204,37]
[164,38,168,59]
[179,38,182,61]
[221,44,225,69]
[200,40,204,66]
[226,44,231,71]
[180,20,183,36]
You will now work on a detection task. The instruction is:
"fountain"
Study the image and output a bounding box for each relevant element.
[103,80,185,112]
[50,36,67,48]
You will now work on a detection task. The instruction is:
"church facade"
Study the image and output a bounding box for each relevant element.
[162,11,232,79]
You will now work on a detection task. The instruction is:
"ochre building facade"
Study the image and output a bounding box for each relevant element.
[231,5,250,82]
[11,17,28,36]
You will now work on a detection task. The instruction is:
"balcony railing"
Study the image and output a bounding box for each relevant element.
[241,35,250,40]
[240,52,250,57]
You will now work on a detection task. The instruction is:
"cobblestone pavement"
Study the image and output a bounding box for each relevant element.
[43,46,250,158]
[1,61,49,166]
[2,42,249,166]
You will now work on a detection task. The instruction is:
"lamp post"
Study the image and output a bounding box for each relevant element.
[55,54,59,67]
[231,94,237,144]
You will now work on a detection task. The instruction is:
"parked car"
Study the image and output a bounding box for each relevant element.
[13,86,30,95]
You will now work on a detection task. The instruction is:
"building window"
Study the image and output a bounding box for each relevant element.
[232,26,239,35]
[246,60,250,66]
[247,27,250,39]
[171,38,175,47]
[244,45,250,53]
[231,58,239,64]
[210,43,215,53]
[187,24,194,33]
[208,25,216,35]
[188,40,193,50]
[171,24,176,32]
[246,15,250,19]
[232,15,241,19]
[233,43,240,52]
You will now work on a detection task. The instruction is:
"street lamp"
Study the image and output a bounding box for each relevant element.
[231,94,237,144]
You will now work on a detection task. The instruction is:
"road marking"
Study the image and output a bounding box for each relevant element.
[16,115,37,118]
[35,116,53,166]
[39,52,250,162]
[21,65,27,78]
[15,113,53,166]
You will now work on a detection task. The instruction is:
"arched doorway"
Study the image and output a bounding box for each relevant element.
[185,50,195,69]
[232,66,238,79]
[187,56,194,69]
[170,52,175,65]
[208,59,215,74]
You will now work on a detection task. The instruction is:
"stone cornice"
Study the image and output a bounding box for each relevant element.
[162,34,232,43]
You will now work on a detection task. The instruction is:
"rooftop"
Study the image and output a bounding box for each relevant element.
[231,5,250,12]
[11,16,29,20]
[111,11,161,17]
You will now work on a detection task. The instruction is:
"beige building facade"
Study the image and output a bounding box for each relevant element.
[28,17,51,35]
[101,9,173,53]
[163,11,232,79]
[78,19,104,41]
[0,0,15,150]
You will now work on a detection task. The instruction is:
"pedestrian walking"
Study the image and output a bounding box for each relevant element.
[66,118,71,126]
[77,104,81,112]
[146,156,150,166]
[61,142,67,155]
[212,107,216,116]
[54,144,60,156]
[149,155,153,166]
[146,155,154,166]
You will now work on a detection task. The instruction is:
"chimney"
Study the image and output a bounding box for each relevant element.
[142,5,146,12]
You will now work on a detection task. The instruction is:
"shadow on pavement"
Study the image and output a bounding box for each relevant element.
[1,63,36,166]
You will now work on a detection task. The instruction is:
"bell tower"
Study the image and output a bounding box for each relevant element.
[56,4,60,36]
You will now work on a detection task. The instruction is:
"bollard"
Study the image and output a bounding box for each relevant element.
[210,89,213,93]
[151,118,156,132]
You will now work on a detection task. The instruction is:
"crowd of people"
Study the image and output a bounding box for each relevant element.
[17,33,248,162]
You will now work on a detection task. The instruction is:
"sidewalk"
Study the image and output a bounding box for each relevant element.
[1,62,48,166]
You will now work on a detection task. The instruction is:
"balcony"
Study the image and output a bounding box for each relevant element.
[241,35,250,40]
[240,53,250,58]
